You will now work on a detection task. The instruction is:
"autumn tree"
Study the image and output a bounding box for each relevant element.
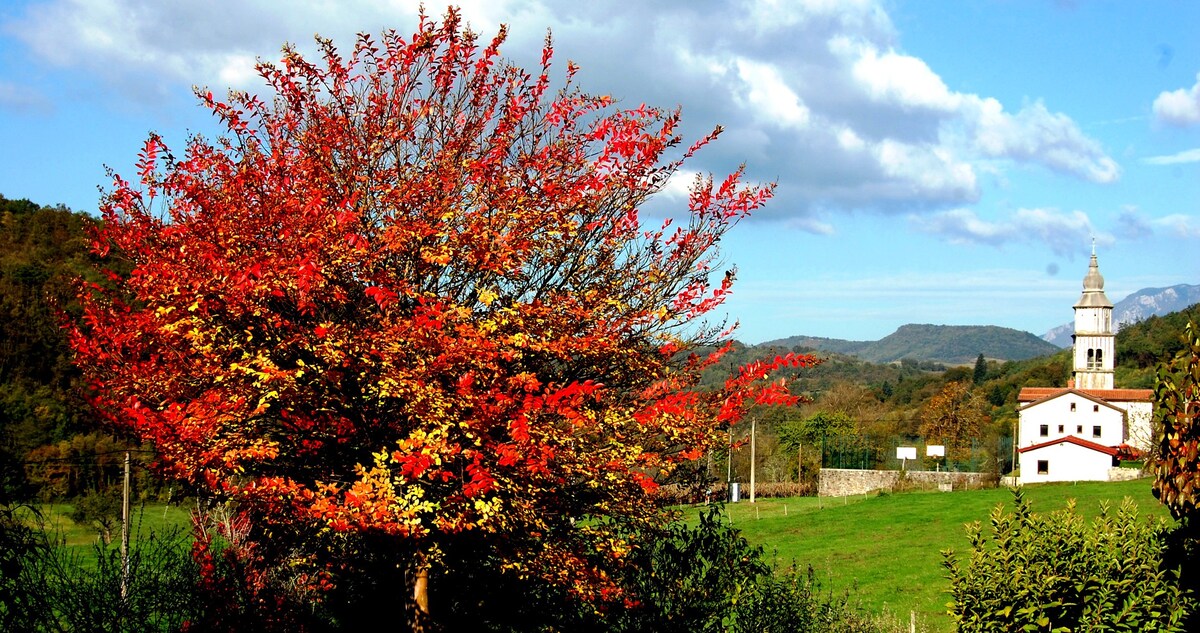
[1151,321,1200,633]
[1153,321,1200,526]
[919,381,989,457]
[68,9,812,628]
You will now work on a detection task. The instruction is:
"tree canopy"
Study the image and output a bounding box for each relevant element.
[1153,321,1200,525]
[919,381,989,450]
[68,9,812,626]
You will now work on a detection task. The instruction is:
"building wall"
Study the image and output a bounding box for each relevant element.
[1018,393,1124,450]
[1018,441,1115,485]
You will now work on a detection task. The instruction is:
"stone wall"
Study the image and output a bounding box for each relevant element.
[818,468,997,497]
[1107,467,1144,482]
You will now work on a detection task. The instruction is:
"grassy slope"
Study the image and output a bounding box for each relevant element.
[689,479,1171,633]
[28,502,194,552]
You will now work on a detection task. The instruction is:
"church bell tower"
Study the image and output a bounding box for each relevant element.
[1072,247,1114,390]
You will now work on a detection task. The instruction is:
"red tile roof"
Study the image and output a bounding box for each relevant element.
[1018,434,1119,456]
[1017,387,1152,403]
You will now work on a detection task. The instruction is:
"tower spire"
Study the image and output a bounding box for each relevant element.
[1072,248,1114,390]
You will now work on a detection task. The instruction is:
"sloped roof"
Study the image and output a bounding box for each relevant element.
[1018,434,1119,456]
[1017,387,1152,404]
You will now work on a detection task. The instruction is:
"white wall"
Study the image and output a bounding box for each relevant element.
[1018,393,1124,450]
[1018,441,1114,485]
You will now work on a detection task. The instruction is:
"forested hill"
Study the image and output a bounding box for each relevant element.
[763,324,1061,365]
[0,195,129,501]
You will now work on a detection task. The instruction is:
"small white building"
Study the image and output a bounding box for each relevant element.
[1016,250,1152,485]
[1017,435,1119,484]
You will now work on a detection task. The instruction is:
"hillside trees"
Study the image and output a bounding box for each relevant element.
[919,381,988,456]
[0,196,129,500]
[68,9,813,627]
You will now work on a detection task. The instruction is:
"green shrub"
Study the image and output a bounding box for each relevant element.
[942,488,1192,632]
[68,490,122,544]
[434,507,896,633]
[0,501,202,632]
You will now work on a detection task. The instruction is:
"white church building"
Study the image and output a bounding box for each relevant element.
[1015,251,1152,485]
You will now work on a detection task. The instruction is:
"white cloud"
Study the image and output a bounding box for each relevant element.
[1143,148,1200,165]
[828,38,1118,185]
[784,216,836,235]
[910,207,1108,256]
[967,99,1119,183]
[1154,214,1200,238]
[3,0,1121,228]
[875,140,977,198]
[7,0,428,99]
[841,39,959,112]
[1153,72,1200,127]
[740,0,894,39]
[732,58,811,129]
[661,168,702,201]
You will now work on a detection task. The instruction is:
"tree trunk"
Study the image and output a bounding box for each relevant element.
[410,551,431,632]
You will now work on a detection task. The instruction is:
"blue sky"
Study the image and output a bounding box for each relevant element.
[1,0,1198,344]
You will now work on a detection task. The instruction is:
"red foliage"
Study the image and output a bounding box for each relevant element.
[70,7,817,610]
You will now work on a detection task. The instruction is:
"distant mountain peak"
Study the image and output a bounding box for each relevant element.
[1042,283,1200,347]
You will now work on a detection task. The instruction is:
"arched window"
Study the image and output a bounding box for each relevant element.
[1095,349,1103,368]
[1087,348,1096,369]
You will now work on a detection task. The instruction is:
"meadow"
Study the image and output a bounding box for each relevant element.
[24,500,195,558]
[686,478,1172,633]
[21,479,1173,631]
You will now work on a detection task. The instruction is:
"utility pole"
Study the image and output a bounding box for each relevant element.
[120,450,131,601]
[749,416,756,503]
[726,425,732,498]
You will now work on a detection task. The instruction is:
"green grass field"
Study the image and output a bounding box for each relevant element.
[685,478,1172,633]
[24,501,194,555]
[18,481,1171,631]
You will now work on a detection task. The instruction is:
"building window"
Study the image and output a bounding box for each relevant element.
[1093,425,1102,438]
[1077,425,1083,434]
[1096,349,1103,367]
[1040,425,1048,437]
[1037,460,1049,475]
[1057,424,1064,433]
[1070,402,1076,412]
[1093,404,1099,412]
[1087,349,1096,369]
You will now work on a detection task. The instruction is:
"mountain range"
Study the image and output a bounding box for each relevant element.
[759,283,1200,365]
[1041,283,1200,347]
[761,324,1061,365]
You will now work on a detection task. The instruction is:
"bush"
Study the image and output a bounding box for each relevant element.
[433,507,898,633]
[0,502,56,632]
[0,502,202,632]
[69,490,122,544]
[942,488,1192,632]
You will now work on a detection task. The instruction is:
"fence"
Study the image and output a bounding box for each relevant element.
[820,434,1014,474]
